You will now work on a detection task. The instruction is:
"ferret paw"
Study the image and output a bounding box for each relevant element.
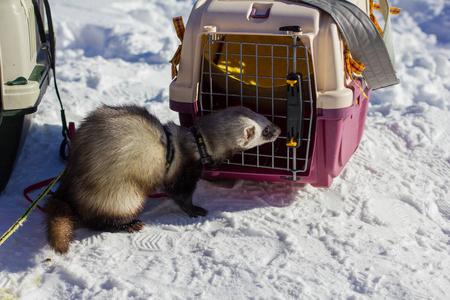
[122,220,145,233]
[184,205,208,218]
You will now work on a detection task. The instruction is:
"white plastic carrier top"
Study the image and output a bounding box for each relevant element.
[170,0,371,110]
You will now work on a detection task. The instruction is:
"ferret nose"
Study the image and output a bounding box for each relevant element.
[272,126,281,141]
[276,127,282,136]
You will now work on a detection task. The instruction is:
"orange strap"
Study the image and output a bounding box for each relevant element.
[372,3,402,15]
[344,42,368,100]
[344,45,365,76]
[343,1,401,99]
[369,0,402,35]
[170,16,185,79]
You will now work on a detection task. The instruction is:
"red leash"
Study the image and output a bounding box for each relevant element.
[148,193,168,198]
[23,177,57,212]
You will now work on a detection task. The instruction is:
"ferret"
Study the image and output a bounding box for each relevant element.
[45,104,281,253]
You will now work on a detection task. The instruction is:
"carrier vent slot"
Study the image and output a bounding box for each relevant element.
[199,34,316,177]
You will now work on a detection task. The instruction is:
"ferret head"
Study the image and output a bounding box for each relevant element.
[235,110,281,150]
[196,106,281,162]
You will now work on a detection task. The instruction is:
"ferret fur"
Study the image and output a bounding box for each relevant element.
[45,104,281,253]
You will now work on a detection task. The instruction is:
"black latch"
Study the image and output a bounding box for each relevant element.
[286,73,304,148]
[279,25,302,33]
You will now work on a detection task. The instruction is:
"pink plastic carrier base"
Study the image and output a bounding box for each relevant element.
[170,81,369,188]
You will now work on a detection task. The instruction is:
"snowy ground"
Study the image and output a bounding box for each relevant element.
[1,0,449,299]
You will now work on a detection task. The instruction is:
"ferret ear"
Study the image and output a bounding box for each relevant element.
[245,126,256,142]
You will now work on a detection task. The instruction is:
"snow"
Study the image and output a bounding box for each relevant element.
[1,0,449,299]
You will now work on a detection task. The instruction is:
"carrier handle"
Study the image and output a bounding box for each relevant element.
[279,25,302,33]
[286,73,303,148]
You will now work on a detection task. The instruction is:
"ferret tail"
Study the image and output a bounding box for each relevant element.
[45,197,77,254]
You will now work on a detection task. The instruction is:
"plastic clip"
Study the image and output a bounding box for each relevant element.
[286,137,298,147]
[286,73,304,148]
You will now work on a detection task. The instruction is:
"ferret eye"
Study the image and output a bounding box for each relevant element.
[263,128,270,136]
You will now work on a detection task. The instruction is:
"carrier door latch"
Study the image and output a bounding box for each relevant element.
[286,73,303,148]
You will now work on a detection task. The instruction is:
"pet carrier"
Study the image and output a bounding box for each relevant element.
[169,0,399,187]
[0,0,52,191]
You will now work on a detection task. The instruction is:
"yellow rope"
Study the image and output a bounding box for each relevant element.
[0,168,65,246]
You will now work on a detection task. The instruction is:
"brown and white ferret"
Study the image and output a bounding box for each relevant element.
[45,104,281,253]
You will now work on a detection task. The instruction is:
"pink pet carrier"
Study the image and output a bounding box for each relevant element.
[169,0,399,187]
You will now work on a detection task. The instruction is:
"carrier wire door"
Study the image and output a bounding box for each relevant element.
[198,33,316,180]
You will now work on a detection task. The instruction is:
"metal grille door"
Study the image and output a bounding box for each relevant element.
[199,34,315,179]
